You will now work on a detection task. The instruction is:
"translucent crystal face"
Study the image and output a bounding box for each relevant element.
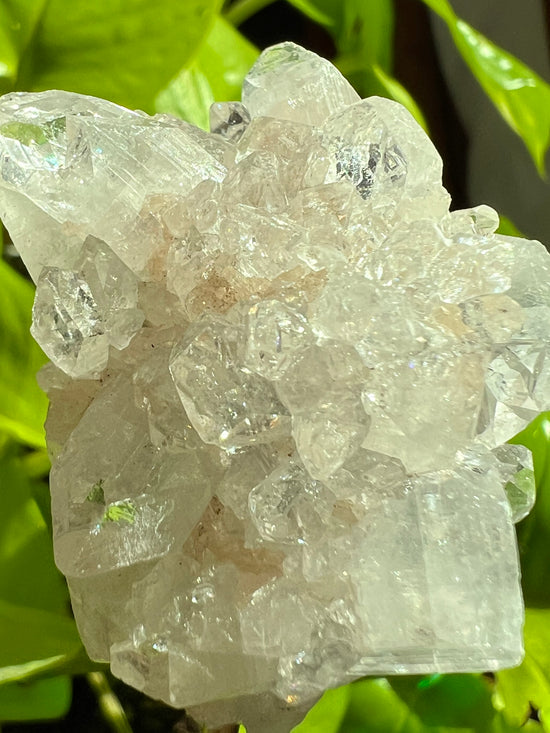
[0,41,546,733]
[210,101,251,142]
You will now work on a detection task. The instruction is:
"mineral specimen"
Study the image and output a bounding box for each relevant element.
[0,41,546,732]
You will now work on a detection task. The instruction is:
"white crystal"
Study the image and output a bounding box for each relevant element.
[31,236,143,378]
[242,299,312,381]
[0,91,227,280]
[0,41,547,733]
[169,314,290,450]
[492,443,535,522]
[242,42,360,125]
[210,101,251,142]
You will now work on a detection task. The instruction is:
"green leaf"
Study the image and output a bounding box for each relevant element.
[9,0,223,113]
[158,67,213,130]
[389,674,496,730]
[86,672,133,733]
[0,449,85,684]
[340,0,394,71]
[156,15,258,128]
[496,215,524,238]
[371,64,429,131]
[0,450,65,614]
[496,608,550,729]
[418,0,455,24]
[0,599,82,681]
[290,0,394,71]
[509,413,550,607]
[0,0,48,94]
[0,259,47,448]
[331,677,521,733]
[0,16,21,92]
[22,448,51,480]
[341,678,435,732]
[0,675,72,722]
[420,0,550,174]
[286,0,334,28]
[291,685,350,732]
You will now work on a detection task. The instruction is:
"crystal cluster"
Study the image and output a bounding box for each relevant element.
[0,42,547,732]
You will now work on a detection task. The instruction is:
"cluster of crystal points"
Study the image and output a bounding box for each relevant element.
[0,41,547,731]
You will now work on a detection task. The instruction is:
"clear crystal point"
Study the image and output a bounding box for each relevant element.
[242,42,360,126]
[210,101,251,142]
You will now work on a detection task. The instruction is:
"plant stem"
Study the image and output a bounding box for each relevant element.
[224,0,277,26]
[87,672,133,733]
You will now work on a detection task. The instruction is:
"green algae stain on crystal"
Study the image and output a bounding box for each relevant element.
[102,501,136,525]
[86,479,105,504]
[86,481,136,525]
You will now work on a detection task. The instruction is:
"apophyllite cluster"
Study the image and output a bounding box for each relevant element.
[0,41,548,732]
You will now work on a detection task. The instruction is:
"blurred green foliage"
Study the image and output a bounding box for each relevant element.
[0,0,223,111]
[156,15,259,129]
[0,677,72,723]
[0,0,549,730]
[0,261,47,447]
[497,609,550,729]
[421,0,550,174]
